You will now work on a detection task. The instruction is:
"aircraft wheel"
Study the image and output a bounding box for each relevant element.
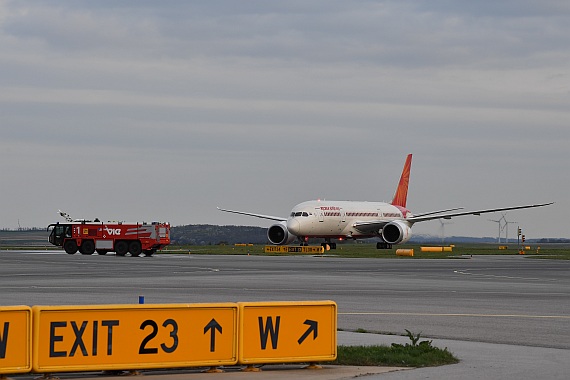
[64,240,78,254]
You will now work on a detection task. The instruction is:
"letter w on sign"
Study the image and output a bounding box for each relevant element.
[0,322,8,358]
[258,316,280,350]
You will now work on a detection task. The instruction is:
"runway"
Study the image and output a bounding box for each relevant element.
[1,250,568,350]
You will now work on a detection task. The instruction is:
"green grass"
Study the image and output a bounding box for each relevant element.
[161,243,570,259]
[332,331,459,367]
[333,344,458,367]
[3,242,568,260]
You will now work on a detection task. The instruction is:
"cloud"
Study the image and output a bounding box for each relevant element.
[0,1,567,238]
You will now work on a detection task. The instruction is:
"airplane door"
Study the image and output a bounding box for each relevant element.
[340,208,346,222]
[316,208,324,222]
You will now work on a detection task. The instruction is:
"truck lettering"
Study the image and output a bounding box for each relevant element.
[49,320,119,358]
[104,228,122,235]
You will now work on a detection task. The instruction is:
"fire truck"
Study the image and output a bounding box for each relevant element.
[47,214,170,256]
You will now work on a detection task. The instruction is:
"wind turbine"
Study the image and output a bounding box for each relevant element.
[489,213,517,243]
[502,214,518,243]
[439,218,453,246]
[488,218,504,243]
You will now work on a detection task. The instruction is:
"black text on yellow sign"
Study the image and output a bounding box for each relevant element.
[0,306,32,374]
[238,301,337,364]
[264,246,325,254]
[32,304,238,372]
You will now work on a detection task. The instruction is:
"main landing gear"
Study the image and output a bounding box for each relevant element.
[298,237,338,249]
[376,242,392,249]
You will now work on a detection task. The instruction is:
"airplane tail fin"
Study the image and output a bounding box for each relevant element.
[391,154,412,208]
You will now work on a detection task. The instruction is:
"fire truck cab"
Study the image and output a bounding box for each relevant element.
[47,221,170,257]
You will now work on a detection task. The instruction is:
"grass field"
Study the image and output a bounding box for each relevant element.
[2,231,568,259]
[161,243,570,259]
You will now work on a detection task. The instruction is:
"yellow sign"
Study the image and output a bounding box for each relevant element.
[32,303,238,372]
[238,301,337,364]
[0,306,32,374]
[264,246,325,254]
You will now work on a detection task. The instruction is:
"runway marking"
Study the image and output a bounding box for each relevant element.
[453,270,558,282]
[339,312,570,320]
[3,250,65,255]
[173,267,220,272]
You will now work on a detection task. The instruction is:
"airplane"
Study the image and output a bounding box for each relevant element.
[218,154,553,249]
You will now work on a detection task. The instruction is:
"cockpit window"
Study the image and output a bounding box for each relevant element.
[302,212,309,217]
[290,212,295,217]
[294,212,302,217]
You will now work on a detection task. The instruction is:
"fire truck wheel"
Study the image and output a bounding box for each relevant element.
[115,241,128,256]
[64,240,78,254]
[129,241,142,257]
[80,240,95,255]
[144,250,155,257]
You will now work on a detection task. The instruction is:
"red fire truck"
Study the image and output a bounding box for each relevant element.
[47,221,170,256]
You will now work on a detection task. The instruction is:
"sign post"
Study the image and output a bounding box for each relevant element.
[264,246,325,254]
[238,301,337,365]
[0,306,32,374]
[32,303,238,373]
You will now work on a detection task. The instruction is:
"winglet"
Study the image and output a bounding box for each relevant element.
[391,154,412,208]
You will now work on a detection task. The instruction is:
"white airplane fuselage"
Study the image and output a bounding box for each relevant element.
[286,200,411,240]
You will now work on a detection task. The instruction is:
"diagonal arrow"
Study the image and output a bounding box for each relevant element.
[204,318,222,352]
[298,319,318,345]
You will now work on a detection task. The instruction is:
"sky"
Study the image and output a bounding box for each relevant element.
[1,1,568,239]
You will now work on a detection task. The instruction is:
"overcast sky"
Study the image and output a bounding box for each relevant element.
[1,1,568,239]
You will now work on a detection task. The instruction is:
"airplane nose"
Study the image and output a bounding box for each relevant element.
[286,218,301,235]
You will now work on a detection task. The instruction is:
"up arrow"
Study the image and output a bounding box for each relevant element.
[204,318,222,352]
[298,319,318,345]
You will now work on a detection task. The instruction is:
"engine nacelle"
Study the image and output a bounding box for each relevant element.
[267,221,297,245]
[381,220,412,245]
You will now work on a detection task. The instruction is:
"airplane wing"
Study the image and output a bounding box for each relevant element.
[407,202,554,223]
[352,207,465,233]
[352,202,553,233]
[410,207,465,218]
[217,207,287,222]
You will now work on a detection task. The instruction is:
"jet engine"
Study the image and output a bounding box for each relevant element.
[381,220,412,245]
[267,221,297,245]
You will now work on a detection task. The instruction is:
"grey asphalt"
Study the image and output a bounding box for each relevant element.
[1,250,569,378]
[338,331,570,379]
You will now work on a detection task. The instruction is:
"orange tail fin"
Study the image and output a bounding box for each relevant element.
[391,154,412,208]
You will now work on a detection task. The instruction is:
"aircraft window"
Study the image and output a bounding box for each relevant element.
[290,212,295,217]
[302,212,309,217]
[295,212,302,217]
